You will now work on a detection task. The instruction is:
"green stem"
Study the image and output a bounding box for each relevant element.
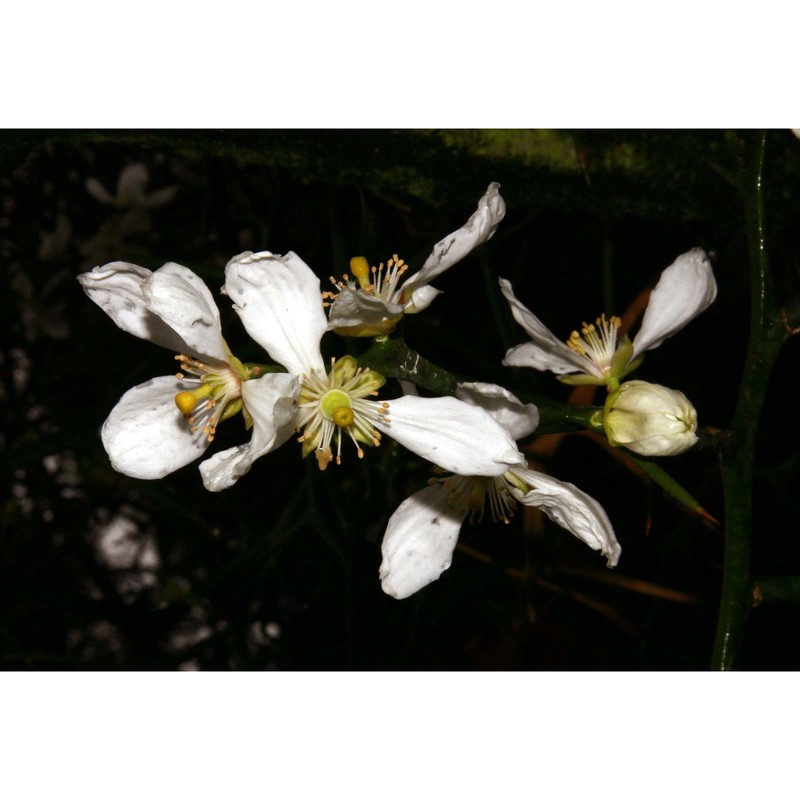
[358,336,459,395]
[711,131,786,670]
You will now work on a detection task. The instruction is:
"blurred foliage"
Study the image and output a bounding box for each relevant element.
[1,129,799,670]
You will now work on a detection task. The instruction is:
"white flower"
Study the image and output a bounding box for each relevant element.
[201,250,524,490]
[379,382,621,599]
[325,182,506,336]
[85,163,178,210]
[81,164,179,267]
[603,380,698,456]
[78,260,294,482]
[500,248,717,385]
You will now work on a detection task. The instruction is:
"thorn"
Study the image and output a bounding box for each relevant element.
[695,505,721,526]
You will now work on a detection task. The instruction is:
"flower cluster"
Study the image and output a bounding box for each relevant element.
[80,183,717,600]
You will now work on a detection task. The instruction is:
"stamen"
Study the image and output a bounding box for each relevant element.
[441,474,516,524]
[565,314,622,375]
[371,254,408,301]
[172,353,243,442]
[322,255,410,306]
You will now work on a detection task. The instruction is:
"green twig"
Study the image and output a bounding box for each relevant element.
[358,336,459,395]
[711,131,787,670]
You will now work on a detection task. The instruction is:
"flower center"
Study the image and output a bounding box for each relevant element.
[319,389,353,422]
[296,355,389,470]
[173,353,244,442]
[566,314,622,375]
[322,254,409,307]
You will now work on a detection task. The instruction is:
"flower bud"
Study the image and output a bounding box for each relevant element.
[602,380,698,456]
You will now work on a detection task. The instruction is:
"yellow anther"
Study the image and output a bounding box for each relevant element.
[567,330,586,355]
[175,391,199,416]
[350,256,372,290]
[332,406,355,427]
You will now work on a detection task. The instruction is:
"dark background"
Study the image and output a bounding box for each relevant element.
[1,129,798,670]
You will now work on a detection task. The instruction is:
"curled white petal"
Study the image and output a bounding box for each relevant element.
[456,381,540,441]
[379,484,467,599]
[225,250,327,375]
[509,467,621,567]
[199,373,299,492]
[101,376,210,480]
[376,395,523,476]
[78,262,187,352]
[402,182,506,294]
[142,262,227,362]
[632,248,717,359]
[402,284,443,315]
[326,283,403,332]
[499,278,593,375]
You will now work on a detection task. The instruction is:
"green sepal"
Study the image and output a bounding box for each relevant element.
[331,354,359,383]
[609,334,636,378]
[219,397,244,424]
[332,354,387,393]
[558,373,609,386]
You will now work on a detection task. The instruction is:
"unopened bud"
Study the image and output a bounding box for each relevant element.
[602,380,698,456]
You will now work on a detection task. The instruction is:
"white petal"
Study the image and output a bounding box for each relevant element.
[403,284,443,315]
[402,182,506,294]
[509,468,621,567]
[142,185,179,209]
[224,251,327,375]
[456,381,540,441]
[326,284,403,332]
[101,376,209,479]
[499,278,594,375]
[143,262,227,362]
[85,177,113,204]
[379,484,467,599]
[116,163,150,203]
[376,395,524,476]
[199,373,299,492]
[632,248,717,358]
[78,262,188,352]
